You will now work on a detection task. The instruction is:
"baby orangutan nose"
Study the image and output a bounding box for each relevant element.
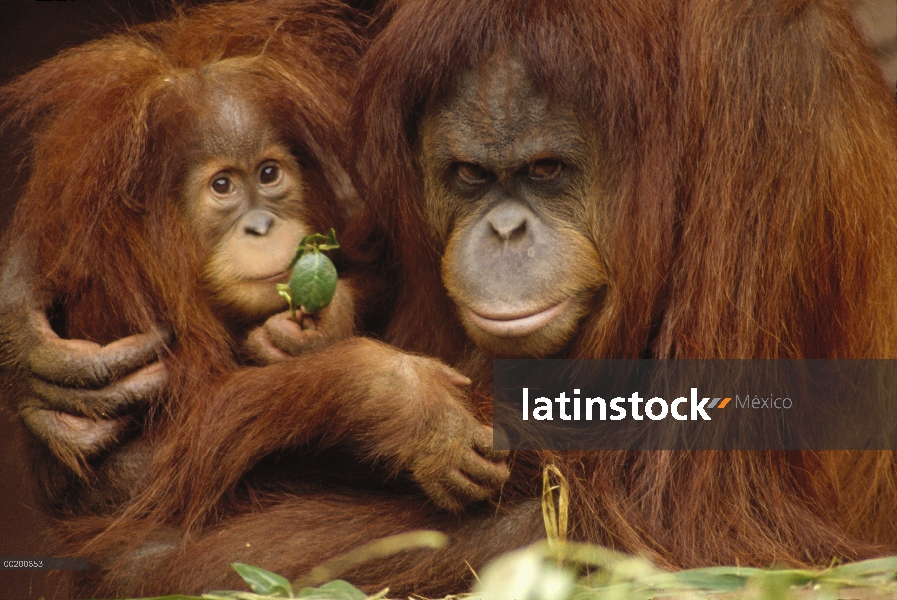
[243,210,275,236]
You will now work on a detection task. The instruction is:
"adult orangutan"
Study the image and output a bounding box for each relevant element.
[7,0,897,598]
[346,0,897,578]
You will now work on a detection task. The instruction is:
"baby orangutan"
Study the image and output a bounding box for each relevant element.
[0,1,507,596]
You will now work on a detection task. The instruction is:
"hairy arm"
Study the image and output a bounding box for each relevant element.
[0,242,169,483]
[137,337,508,533]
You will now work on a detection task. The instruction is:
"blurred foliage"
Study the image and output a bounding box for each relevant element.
[121,467,897,600]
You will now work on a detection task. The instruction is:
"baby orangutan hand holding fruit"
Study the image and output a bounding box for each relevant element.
[243,228,356,364]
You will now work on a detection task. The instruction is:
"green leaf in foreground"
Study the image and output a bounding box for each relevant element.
[824,555,897,581]
[670,565,765,591]
[231,563,293,597]
[294,579,367,600]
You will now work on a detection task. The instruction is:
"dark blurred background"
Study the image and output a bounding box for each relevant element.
[0,1,895,599]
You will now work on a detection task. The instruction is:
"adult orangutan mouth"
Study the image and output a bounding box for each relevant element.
[465,299,573,338]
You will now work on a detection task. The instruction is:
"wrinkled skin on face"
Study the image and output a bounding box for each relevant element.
[422,52,608,357]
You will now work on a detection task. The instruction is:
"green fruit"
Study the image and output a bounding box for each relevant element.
[287,251,338,313]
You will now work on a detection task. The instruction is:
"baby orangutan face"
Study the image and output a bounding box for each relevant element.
[181,90,309,323]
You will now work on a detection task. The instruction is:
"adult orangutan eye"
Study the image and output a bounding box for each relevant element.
[455,163,490,185]
[528,159,562,181]
[211,175,234,195]
[259,163,281,185]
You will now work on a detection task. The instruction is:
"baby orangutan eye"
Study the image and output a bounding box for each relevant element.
[455,162,490,185]
[259,164,281,185]
[528,159,562,181]
[211,175,234,195]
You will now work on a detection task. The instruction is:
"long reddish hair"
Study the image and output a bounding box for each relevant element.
[3,0,366,415]
[350,0,897,567]
[351,0,897,362]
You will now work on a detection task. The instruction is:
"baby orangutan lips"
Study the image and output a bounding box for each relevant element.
[465,299,573,337]
[255,270,291,284]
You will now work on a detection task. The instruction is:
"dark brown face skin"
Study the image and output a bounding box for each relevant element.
[181,91,308,323]
[421,51,608,357]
